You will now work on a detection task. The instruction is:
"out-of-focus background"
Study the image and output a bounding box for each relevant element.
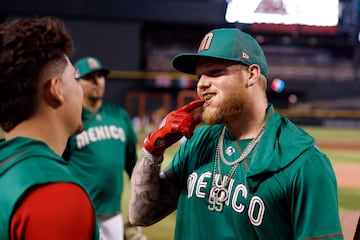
[1,0,360,124]
[1,0,360,239]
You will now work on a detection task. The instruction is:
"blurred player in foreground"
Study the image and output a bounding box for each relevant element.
[129,28,343,239]
[0,17,98,239]
[63,57,146,240]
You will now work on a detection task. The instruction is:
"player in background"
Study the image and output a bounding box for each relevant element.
[63,57,146,240]
[129,28,343,239]
[0,17,98,239]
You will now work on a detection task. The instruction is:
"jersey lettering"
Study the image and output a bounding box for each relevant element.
[187,173,197,198]
[248,196,265,226]
[186,171,266,226]
[76,125,126,149]
[196,172,211,199]
[232,184,247,213]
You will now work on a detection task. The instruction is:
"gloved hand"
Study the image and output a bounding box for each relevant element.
[144,99,205,157]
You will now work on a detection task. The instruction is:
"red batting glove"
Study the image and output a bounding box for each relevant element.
[143,99,205,157]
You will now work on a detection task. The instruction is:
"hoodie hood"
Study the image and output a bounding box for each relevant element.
[246,105,315,189]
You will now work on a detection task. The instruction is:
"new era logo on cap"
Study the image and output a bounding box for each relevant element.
[242,51,249,59]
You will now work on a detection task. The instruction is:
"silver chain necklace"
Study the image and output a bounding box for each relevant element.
[208,125,264,212]
[208,146,239,212]
[219,126,264,166]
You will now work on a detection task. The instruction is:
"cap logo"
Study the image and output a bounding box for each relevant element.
[197,32,214,52]
[87,58,100,69]
[242,51,249,59]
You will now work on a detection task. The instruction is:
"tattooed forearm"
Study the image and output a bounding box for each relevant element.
[129,151,179,226]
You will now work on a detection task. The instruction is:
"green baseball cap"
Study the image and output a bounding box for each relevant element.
[172,28,268,76]
[74,57,110,79]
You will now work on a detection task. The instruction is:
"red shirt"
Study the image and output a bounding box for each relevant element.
[10,183,96,239]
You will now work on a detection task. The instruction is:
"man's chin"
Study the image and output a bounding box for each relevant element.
[201,109,220,125]
[202,113,217,125]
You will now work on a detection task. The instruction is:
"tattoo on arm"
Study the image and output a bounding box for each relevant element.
[129,152,179,226]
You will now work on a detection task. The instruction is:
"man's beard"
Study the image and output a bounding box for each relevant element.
[202,91,251,125]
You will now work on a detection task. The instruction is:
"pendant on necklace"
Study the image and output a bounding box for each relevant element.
[208,185,229,212]
[214,186,229,203]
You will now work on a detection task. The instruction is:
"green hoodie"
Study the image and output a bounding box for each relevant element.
[0,137,99,239]
[164,105,343,240]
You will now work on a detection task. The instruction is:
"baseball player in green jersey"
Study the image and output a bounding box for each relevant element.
[0,17,99,239]
[129,28,343,239]
[63,57,146,240]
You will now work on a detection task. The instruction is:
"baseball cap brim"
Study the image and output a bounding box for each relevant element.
[172,53,248,75]
[172,54,200,75]
[78,68,110,79]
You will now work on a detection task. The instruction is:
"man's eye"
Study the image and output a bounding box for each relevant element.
[208,69,224,77]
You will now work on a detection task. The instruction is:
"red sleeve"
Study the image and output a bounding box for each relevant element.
[10,183,96,240]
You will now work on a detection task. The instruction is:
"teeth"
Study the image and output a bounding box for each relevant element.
[203,94,212,101]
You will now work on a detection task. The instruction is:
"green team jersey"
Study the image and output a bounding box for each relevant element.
[64,101,138,217]
[164,105,343,240]
[0,137,99,240]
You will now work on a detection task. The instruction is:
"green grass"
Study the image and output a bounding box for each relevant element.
[303,126,360,142]
[338,187,360,210]
[323,150,360,164]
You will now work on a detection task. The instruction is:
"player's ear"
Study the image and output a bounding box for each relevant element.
[43,77,64,108]
[246,64,261,87]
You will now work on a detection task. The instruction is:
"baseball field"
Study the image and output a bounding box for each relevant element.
[121,126,360,240]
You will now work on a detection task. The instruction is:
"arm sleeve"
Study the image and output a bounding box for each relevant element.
[292,153,343,239]
[10,182,96,240]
